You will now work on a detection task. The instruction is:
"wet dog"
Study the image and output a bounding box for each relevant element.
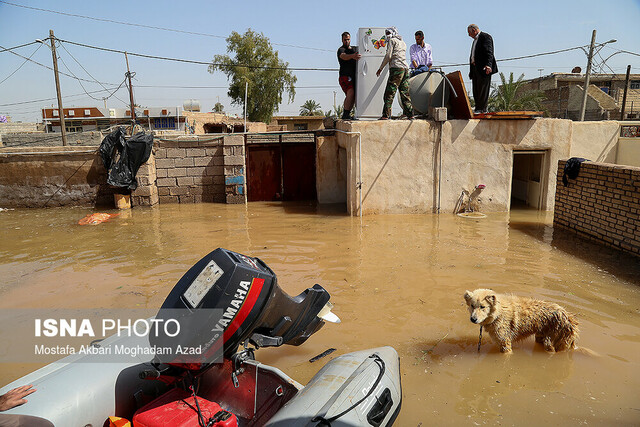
[464,289,579,353]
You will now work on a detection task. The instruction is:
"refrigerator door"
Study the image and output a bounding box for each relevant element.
[356,58,388,119]
[356,27,389,119]
[357,27,388,56]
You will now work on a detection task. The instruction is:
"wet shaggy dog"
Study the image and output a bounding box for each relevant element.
[464,289,579,353]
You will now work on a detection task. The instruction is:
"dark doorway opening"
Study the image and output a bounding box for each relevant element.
[203,123,228,133]
[511,151,545,209]
[246,134,317,202]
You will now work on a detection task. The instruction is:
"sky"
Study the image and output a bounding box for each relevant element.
[1,0,640,122]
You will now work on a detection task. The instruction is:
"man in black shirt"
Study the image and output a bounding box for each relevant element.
[337,32,361,120]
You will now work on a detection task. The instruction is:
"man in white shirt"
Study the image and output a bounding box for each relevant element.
[409,30,433,77]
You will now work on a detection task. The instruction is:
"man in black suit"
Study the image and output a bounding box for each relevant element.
[468,24,497,114]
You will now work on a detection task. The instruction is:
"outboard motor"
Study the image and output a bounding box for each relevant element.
[150,248,335,369]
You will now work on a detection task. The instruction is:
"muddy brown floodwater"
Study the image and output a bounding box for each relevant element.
[1,203,640,425]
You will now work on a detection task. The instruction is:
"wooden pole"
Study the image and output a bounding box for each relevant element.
[620,65,631,121]
[124,52,136,122]
[49,30,67,146]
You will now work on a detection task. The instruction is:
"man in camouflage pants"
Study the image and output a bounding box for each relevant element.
[376,27,413,119]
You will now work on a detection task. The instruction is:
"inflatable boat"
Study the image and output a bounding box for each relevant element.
[0,248,401,426]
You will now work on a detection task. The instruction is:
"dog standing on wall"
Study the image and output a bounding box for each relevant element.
[464,289,579,353]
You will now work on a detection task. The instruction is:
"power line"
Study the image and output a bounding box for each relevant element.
[438,45,590,68]
[0,42,122,85]
[57,41,129,104]
[0,40,39,53]
[57,38,339,72]
[0,0,333,53]
[0,44,42,85]
[0,87,125,107]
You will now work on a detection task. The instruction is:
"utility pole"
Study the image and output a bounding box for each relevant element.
[124,52,136,122]
[579,30,597,121]
[620,65,631,121]
[244,81,248,131]
[49,30,67,146]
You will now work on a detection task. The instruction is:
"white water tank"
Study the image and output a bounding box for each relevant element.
[408,72,449,115]
[183,99,201,112]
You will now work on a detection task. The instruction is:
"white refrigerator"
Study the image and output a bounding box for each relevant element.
[355,27,389,119]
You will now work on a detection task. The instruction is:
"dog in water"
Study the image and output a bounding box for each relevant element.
[464,289,579,353]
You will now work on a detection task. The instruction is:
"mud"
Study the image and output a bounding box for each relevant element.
[1,203,639,425]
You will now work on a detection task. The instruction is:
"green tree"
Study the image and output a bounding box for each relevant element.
[212,102,225,113]
[209,29,297,123]
[300,99,323,116]
[488,72,545,112]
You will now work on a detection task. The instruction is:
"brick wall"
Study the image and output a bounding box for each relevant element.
[152,135,246,204]
[554,160,640,258]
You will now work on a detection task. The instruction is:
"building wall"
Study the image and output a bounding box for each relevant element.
[270,117,326,131]
[570,121,619,162]
[153,135,245,204]
[336,118,620,215]
[0,147,117,208]
[0,132,102,147]
[183,112,266,134]
[0,135,246,208]
[0,122,38,135]
[316,134,347,203]
[554,160,640,258]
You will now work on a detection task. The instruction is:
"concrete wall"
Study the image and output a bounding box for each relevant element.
[0,147,117,208]
[336,118,621,215]
[554,160,640,258]
[0,122,38,135]
[316,134,347,204]
[570,121,619,162]
[0,132,102,147]
[270,116,326,131]
[0,135,246,208]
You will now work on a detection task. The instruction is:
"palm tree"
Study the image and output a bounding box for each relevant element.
[488,72,545,112]
[299,99,323,116]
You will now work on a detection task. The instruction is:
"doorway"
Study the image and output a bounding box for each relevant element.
[245,133,317,202]
[511,151,546,209]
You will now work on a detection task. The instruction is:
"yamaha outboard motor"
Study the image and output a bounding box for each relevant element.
[150,248,335,369]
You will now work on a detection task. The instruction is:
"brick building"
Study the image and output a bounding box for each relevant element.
[519,73,640,121]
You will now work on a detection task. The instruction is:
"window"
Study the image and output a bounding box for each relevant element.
[630,81,640,89]
[68,110,75,116]
[294,123,308,130]
[84,109,91,116]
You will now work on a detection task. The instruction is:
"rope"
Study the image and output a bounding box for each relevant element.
[477,326,483,353]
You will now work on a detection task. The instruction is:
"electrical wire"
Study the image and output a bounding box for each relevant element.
[0,0,333,53]
[0,40,39,53]
[0,42,122,85]
[0,87,126,107]
[57,38,338,72]
[57,41,129,104]
[0,43,42,85]
[437,45,590,68]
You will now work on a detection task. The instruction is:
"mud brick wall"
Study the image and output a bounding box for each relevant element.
[154,137,225,203]
[130,152,158,207]
[554,160,640,258]
[223,135,246,204]
[153,135,246,204]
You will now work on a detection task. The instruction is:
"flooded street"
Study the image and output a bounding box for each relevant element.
[1,203,639,425]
